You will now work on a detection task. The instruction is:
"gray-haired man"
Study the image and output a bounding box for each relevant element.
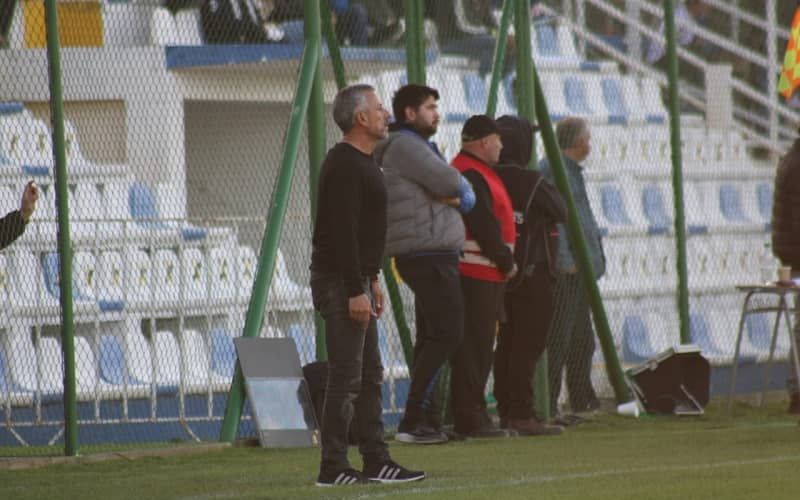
[310,84,425,486]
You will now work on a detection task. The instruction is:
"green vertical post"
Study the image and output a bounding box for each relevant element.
[309,3,327,361]
[219,2,322,442]
[486,0,514,118]
[404,0,426,84]
[44,0,78,456]
[511,0,547,417]
[663,0,691,344]
[320,0,347,89]
[532,66,630,404]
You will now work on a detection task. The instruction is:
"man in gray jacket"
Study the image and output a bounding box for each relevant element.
[375,84,474,444]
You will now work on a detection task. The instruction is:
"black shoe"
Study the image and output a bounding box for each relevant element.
[364,460,426,484]
[461,424,517,439]
[789,394,800,415]
[315,468,367,487]
[395,424,448,444]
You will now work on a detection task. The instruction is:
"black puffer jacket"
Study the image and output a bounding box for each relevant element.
[772,138,800,268]
[494,115,566,286]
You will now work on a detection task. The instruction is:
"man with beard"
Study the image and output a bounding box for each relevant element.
[375,84,475,444]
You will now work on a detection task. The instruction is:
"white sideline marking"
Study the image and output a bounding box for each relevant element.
[341,454,800,499]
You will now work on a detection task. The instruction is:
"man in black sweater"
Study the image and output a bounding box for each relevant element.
[1,181,39,250]
[310,84,424,486]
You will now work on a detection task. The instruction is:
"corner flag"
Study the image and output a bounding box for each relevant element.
[779,7,800,101]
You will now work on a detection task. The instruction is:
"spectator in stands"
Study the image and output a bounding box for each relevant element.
[645,0,714,88]
[310,84,424,486]
[426,0,516,76]
[450,115,517,438]
[0,0,14,49]
[268,0,401,46]
[771,128,800,415]
[0,181,38,250]
[375,84,475,445]
[540,117,603,419]
[493,115,566,437]
[201,0,280,44]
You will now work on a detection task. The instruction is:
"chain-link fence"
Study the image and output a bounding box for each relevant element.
[0,0,793,455]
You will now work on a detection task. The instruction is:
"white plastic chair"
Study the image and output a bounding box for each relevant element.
[175,8,204,46]
[150,7,178,46]
[182,248,207,305]
[154,249,180,308]
[181,329,211,393]
[98,250,125,303]
[154,330,181,389]
[124,249,152,308]
[10,251,43,315]
[210,245,236,303]
[39,337,64,396]
[6,325,38,393]
[237,245,257,304]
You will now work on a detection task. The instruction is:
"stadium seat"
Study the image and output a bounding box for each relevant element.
[287,324,315,366]
[129,182,207,242]
[209,245,236,304]
[175,8,204,46]
[181,329,211,393]
[6,326,38,394]
[182,248,208,306]
[0,255,7,308]
[537,73,568,121]
[599,184,633,227]
[210,329,236,379]
[638,78,667,124]
[562,75,594,118]
[153,249,180,309]
[0,103,24,167]
[463,73,489,116]
[41,252,96,315]
[598,76,629,125]
[38,337,64,398]
[745,313,790,360]
[150,7,178,46]
[0,342,33,406]
[376,70,407,113]
[152,330,181,394]
[9,251,43,315]
[755,182,773,230]
[236,245,257,304]
[622,314,657,363]
[124,249,153,309]
[641,183,671,234]
[689,312,727,364]
[436,72,472,123]
[270,249,312,311]
[718,182,752,226]
[97,251,125,305]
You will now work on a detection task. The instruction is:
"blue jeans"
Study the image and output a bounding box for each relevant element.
[311,273,389,473]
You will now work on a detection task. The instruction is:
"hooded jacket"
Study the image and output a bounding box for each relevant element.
[772,138,800,268]
[375,125,467,257]
[494,116,566,285]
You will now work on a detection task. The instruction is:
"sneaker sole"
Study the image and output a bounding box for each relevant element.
[368,474,426,484]
[395,433,447,445]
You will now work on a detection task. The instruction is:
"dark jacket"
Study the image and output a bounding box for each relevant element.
[0,210,26,250]
[495,116,566,284]
[201,0,269,44]
[426,0,497,43]
[772,138,800,268]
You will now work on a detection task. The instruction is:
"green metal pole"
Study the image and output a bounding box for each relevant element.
[320,0,347,89]
[309,3,327,362]
[663,0,691,344]
[43,0,78,456]
[219,15,321,444]
[486,0,514,118]
[532,67,630,404]
[404,0,426,84]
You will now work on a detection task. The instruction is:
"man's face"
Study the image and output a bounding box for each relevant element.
[483,133,503,165]
[359,91,390,140]
[407,95,440,138]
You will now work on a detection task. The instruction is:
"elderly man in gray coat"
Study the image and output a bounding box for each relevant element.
[375,83,474,444]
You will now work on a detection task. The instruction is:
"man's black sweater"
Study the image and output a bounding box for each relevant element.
[311,142,387,297]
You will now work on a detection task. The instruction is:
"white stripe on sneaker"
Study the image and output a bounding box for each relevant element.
[391,467,401,479]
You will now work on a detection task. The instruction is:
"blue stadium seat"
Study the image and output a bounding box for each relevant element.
[129,182,207,241]
[689,313,724,357]
[622,315,656,363]
[719,183,750,223]
[99,335,128,386]
[463,73,488,114]
[756,182,772,230]
[600,184,632,226]
[287,324,315,366]
[563,76,591,115]
[601,77,629,125]
[642,184,671,234]
[210,329,236,379]
[0,343,34,406]
[535,23,560,58]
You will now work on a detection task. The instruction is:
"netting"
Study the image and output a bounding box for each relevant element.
[0,0,796,455]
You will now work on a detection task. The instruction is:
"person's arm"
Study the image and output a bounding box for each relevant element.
[529,171,567,223]
[0,181,37,251]
[328,162,366,298]
[389,134,461,198]
[461,170,514,274]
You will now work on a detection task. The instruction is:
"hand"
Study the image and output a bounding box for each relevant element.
[20,181,39,222]
[438,196,460,208]
[349,293,374,328]
[505,263,518,280]
[371,280,384,318]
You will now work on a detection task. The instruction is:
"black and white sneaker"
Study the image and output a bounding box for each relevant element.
[364,460,425,484]
[315,468,367,487]
[395,424,448,444]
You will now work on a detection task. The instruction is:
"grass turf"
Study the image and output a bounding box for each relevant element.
[2,400,799,499]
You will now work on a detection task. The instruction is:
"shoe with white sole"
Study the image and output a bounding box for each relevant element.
[364,460,425,484]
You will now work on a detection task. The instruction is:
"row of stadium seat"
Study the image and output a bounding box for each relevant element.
[0,245,310,322]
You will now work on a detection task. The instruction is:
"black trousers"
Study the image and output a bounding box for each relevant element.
[547,273,598,415]
[395,254,464,427]
[450,276,505,434]
[311,274,390,473]
[494,266,554,420]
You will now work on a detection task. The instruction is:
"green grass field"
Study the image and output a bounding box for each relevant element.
[2,400,799,500]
